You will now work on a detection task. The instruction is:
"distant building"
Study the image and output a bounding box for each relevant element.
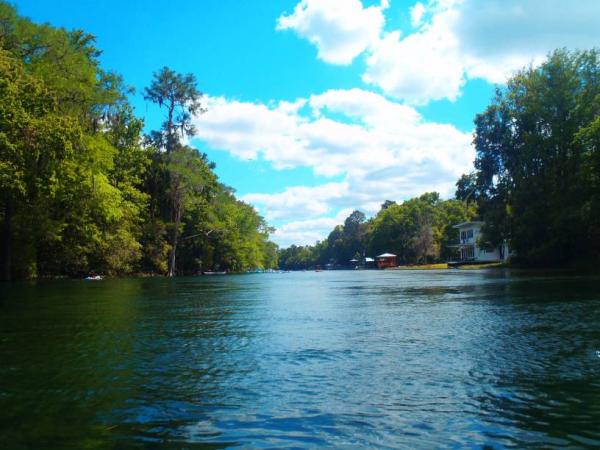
[451,221,510,262]
[360,256,376,269]
[351,257,376,269]
[376,253,397,268]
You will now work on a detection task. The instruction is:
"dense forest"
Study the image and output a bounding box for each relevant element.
[0,3,277,280]
[278,194,476,270]
[458,49,600,268]
[279,49,600,271]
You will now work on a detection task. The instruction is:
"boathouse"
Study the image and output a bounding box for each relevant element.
[376,253,397,269]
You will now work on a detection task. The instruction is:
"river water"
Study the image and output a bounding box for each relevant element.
[1,270,600,448]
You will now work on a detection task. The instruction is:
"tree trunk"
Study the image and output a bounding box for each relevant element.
[166,99,176,154]
[1,201,13,281]
[167,205,181,277]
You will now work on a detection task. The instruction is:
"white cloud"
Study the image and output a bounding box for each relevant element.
[410,2,426,27]
[363,11,464,104]
[280,0,600,103]
[242,182,350,222]
[276,0,388,65]
[193,88,474,246]
[191,97,309,167]
[452,0,600,83]
[271,210,354,247]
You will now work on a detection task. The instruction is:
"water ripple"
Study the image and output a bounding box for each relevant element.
[1,271,600,448]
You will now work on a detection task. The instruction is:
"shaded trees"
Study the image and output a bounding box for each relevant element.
[469,49,600,266]
[187,185,277,272]
[0,49,80,278]
[371,193,476,264]
[141,66,276,275]
[0,6,145,278]
[0,2,277,279]
[165,147,216,276]
[143,67,210,276]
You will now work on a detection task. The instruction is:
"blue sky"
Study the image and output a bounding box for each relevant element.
[16,0,600,246]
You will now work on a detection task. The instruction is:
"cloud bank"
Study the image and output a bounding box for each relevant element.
[279,0,600,104]
[194,89,473,246]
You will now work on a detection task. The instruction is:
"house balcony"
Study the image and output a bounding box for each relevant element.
[447,239,475,247]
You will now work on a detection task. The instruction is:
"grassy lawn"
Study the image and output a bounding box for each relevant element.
[457,262,506,270]
[388,262,507,270]
[391,263,449,270]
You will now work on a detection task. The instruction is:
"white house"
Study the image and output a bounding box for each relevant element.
[452,221,510,262]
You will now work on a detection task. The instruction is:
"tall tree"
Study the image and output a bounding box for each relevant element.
[144,67,205,153]
[471,49,600,266]
[144,67,209,276]
[165,147,215,276]
[455,173,482,204]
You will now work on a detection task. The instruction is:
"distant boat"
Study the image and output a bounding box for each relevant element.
[84,275,103,281]
[203,271,227,275]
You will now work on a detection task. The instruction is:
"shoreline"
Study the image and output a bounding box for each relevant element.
[4,263,600,282]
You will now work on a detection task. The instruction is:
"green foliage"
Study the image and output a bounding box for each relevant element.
[142,64,274,276]
[278,244,323,271]
[144,66,206,153]
[167,183,277,274]
[455,173,481,204]
[277,195,475,270]
[0,2,276,279]
[469,49,600,267]
[369,193,475,264]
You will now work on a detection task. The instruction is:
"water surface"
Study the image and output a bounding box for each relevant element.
[1,270,600,448]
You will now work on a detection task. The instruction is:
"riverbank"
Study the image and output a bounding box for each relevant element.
[390,263,449,270]
[389,262,506,270]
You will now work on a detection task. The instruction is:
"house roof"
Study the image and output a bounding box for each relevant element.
[365,257,374,262]
[376,253,397,258]
[453,221,485,229]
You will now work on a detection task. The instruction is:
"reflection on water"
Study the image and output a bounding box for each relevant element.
[1,270,600,448]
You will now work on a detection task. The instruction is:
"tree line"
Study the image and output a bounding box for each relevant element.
[457,48,600,268]
[0,2,277,280]
[279,49,600,270]
[278,194,476,270]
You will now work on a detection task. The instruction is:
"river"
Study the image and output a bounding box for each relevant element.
[1,270,599,448]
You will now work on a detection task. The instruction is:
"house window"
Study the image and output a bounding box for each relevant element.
[467,229,473,239]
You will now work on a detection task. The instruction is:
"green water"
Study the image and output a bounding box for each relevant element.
[1,270,600,448]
